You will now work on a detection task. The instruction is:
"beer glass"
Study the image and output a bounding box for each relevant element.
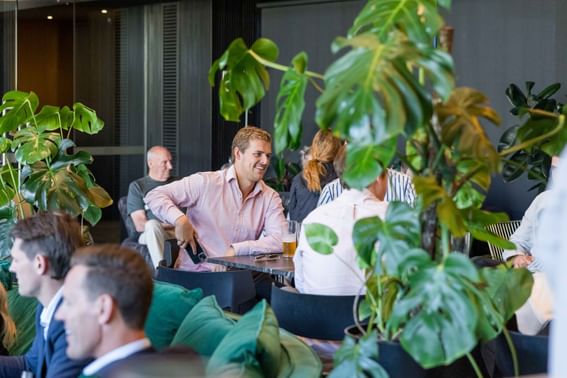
[282,220,299,258]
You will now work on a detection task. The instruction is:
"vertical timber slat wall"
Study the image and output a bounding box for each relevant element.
[178,0,212,175]
[162,3,179,176]
[211,0,260,170]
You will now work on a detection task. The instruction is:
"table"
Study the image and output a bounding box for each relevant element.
[207,254,295,280]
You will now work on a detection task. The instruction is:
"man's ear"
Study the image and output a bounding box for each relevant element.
[97,294,116,325]
[34,254,49,276]
[233,147,241,162]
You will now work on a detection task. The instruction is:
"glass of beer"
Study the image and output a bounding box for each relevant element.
[282,220,299,258]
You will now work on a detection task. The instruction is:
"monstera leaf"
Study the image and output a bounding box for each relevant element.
[274,52,308,154]
[304,223,339,255]
[11,128,61,165]
[69,103,104,135]
[209,38,279,122]
[330,330,388,378]
[353,202,421,275]
[413,175,466,237]
[316,32,453,146]
[0,91,39,134]
[437,87,501,172]
[390,253,481,367]
[343,142,396,189]
[349,0,452,44]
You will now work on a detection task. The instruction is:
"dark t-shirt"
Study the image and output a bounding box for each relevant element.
[127,176,176,221]
[288,162,337,222]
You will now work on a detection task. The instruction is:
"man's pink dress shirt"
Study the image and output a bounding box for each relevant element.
[144,166,286,271]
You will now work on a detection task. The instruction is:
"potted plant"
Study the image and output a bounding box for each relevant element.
[208,0,563,375]
[0,90,113,254]
[499,81,564,192]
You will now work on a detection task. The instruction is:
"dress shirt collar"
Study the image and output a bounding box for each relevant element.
[225,165,264,197]
[83,337,151,376]
[39,287,63,340]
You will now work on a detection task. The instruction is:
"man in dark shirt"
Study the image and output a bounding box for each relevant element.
[127,146,176,267]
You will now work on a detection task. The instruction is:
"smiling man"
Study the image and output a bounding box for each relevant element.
[0,212,88,378]
[145,126,286,271]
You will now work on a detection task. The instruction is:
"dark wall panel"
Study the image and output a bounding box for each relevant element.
[178,0,213,175]
[445,0,567,218]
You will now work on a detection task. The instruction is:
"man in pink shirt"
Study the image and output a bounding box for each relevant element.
[144,126,286,271]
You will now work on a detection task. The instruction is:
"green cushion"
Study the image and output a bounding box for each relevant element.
[171,295,235,356]
[7,287,38,355]
[207,300,281,377]
[276,329,322,378]
[145,280,203,350]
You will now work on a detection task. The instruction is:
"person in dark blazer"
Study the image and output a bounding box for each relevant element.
[0,212,89,378]
[55,244,155,378]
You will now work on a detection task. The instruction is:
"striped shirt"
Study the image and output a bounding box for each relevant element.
[317,169,415,207]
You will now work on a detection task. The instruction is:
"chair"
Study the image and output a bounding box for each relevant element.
[118,196,179,274]
[270,285,359,340]
[155,262,256,314]
[485,220,522,261]
[489,331,549,376]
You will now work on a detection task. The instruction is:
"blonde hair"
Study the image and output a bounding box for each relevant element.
[303,130,342,192]
[231,126,272,162]
[0,284,16,351]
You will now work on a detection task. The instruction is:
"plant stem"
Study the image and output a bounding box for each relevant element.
[465,352,483,378]
[499,114,565,156]
[4,162,24,219]
[502,328,519,377]
[248,50,325,80]
[441,224,450,258]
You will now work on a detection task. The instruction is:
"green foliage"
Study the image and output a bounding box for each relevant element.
[0,90,112,235]
[263,156,300,192]
[211,0,545,373]
[499,81,565,192]
[330,330,388,378]
[208,38,279,122]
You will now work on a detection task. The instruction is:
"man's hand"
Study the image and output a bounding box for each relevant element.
[161,223,175,231]
[174,215,197,252]
[511,254,534,268]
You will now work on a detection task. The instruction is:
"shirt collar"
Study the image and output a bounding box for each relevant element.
[83,338,151,376]
[339,188,382,203]
[39,287,64,340]
[225,165,264,197]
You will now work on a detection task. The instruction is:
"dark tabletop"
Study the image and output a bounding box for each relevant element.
[207,254,295,279]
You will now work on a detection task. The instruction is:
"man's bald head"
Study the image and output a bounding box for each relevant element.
[147,146,173,182]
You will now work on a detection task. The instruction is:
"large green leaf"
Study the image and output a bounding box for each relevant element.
[209,38,279,122]
[349,0,451,44]
[330,331,388,378]
[481,266,533,324]
[305,223,338,255]
[461,208,516,250]
[372,202,421,276]
[390,254,480,367]
[35,105,63,132]
[343,142,396,190]
[12,128,60,165]
[413,175,466,237]
[70,103,105,135]
[352,216,382,269]
[316,32,453,145]
[0,91,39,134]
[437,87,501,172]
[273,52,308,154]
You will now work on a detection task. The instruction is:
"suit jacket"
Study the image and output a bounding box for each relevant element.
[92,346,156,378]
[0,299,90,378]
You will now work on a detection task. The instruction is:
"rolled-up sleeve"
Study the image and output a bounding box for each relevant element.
[232,191,286,255]
[144,175,202,224]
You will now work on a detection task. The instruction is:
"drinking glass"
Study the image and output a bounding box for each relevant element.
[282,220,299,258]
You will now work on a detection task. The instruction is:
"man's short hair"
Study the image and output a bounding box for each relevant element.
[11,212,83,280]
[71,245,153,330]
[231,126,272,162]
